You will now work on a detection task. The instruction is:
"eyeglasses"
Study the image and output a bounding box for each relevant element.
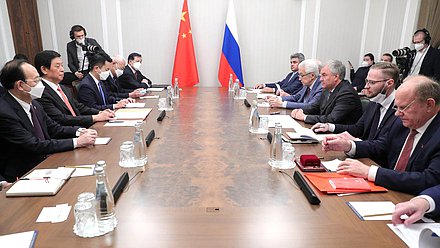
[299,72,311,78]
[24,77,42,85]
[365,78,390,85]
[393,99,416,113]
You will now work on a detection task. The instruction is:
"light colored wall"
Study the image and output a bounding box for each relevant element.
[1,0,421,86]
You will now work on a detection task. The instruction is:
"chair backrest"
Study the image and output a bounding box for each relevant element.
[361,98,370,113]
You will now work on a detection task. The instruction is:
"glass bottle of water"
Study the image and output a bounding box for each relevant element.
[173,78,180,99]
[249,100,260,133]
[233,79,240,99]
[269,122,283,168]
[166,86,173,110]
[228,74,234,92]
[95,161,117,234]
[133,122,147,170]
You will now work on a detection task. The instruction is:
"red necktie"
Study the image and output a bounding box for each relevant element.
[57,85,76,116]
[394,129,418,171]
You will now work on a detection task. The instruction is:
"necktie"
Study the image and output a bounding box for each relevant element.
[29,105,46,140]
[98,81,107,105]
[57,85,76,116]
[367,103,382,140]
[304,87,311,101]
[394,129,418,171]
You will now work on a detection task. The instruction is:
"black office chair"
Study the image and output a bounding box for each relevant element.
[361,99,370,113]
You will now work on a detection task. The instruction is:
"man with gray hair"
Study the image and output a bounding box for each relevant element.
[291,59,362,125]
[267,59,322,109]
[254,53,305,95]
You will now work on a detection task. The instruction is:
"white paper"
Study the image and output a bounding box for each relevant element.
[36,204,71,223]
[322,159,343,172]
[68,165,95,177]
[140,95,160,99]
[94,137,111,145]
[146,88,164,92]
[257,102,271,108]
[115,108,151,120]
[104,120,140,127]
[0,231,37,248]
[387,223,440,248]
[125,102,146,108]
[246,89,262,94]
[259,115,299,129]
[348,201,395,220]
[25,167,75,180]
[257,93,275,99]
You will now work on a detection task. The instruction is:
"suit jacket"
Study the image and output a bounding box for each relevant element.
[281,77,323,109]
[266,72,303,95]
[421,184,440,217]
[355,114,440,195]
[350,65,371,92]
[303,80,363,124]
[117,65,151,90]
[0,93,77,181]
[104,76,130,100]
[415,46,440,81]
[37,81,100,128]
[78,74,116,110]
[66,37,109,73]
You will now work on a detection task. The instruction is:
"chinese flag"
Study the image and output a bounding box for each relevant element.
[172,0,199,87]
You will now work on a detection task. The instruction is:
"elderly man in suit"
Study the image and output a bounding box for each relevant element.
[117,52,152,90]
[0,59,97,181]
[322,75,440,195]
[254,53,304,96]
[291,60,363,125]
[35,50,114,128]
[267,59,322,110]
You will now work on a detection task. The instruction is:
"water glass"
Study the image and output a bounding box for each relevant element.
[73,199,99,237]
[119,141,136,167]
[158,98,166,109]
[281,143,296,169]
[239,89,247,98]
[259,116,269,133]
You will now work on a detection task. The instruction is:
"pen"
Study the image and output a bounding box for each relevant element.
[362,212,393,218]
[65,166,94,169]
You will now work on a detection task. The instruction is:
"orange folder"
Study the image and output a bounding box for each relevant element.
[303,172,388,194]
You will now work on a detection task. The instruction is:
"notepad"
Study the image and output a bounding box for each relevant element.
[67,165,95,177]
[321,159,343,172]
[0,230,38,248]
[146,88,164,92]
[388,223,440,248]
[347,201,395,220]
[94,137,111,145]
[115,108,152,120]
[257,93,275,99]
[104,120,140,127]
[125,102,146,108]
[259,115,299,129]
[140,95,160,99]
[257,102,270,108]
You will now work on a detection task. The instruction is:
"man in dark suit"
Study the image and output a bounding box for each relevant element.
[35,50,115,128]
[348,53,374,92]
[392,184,440,225]
[254,53,304,96]
[291,60,363,125]
[312,62,399,142]
[117,52,152,90]
[408,29,440,81]
[105,55,144,100]
[78,54,131,110]
[323,75,440,195]
[267,59,322,109]
[0,59,97,181]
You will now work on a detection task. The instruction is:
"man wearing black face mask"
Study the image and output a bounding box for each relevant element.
[312,62,399,143]
[408,29,440,81]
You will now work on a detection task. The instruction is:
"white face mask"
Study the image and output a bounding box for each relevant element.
[99,70,111,80]
[76,38,85,45]
[132,62,141,71]
[115,69,124,78]
[361,61,369,67]
[369,82,388,103]
[25,81,45,100]
[414,43,425,51]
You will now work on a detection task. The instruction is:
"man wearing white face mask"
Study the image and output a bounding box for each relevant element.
[0,59,97,182]
[348,53,375,92]
[117,52,152,90]
[78,54,132,110]
[312,62,399,166]
[408,28,440,81]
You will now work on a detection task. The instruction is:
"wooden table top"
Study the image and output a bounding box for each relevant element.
[0,88,413,247]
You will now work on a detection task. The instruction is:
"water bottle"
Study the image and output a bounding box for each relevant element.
[269,123,283,168]
[249,100,260,133]
[233,79,240,99]
[173,78,180,99]
[228,74,234,92]
[133,122,147,170]
[95,161,117,234]
[166,86,173,110]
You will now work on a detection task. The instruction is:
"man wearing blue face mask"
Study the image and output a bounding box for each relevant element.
[117,52,152,90]
[348,53,375,92]
[0,59,97,181]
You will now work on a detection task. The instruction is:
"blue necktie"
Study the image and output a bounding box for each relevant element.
[30,105,46,140]
[98,81,107,105]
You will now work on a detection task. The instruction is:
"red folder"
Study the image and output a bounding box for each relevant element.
[304,172,388,194]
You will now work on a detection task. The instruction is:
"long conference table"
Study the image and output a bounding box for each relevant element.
[0,88,413,247]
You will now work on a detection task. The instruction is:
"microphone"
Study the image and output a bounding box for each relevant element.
[112,172,129,204]
[157,110,166,121]
[244,99,251,107]
[145,130,155,147]
[293,171,321,205]
[267,132,273,144]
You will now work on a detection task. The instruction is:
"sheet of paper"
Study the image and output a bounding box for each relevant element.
[25,167,75,180]
[322,159,343,172]
[140,95,160,99]
[0,230,38,248]
[257,102,270,108]
[247,89,261,94]
[94,137,111,145]
[68,165,95,177]
[259,115,300,129]
[146,88,164,92]
[104,120,140,127]
[347,201,395,220]
[257,93,274,99]
[36,204,71,223]
[387,223,440,248]
[115,108,152,120]
[126,102,146,108]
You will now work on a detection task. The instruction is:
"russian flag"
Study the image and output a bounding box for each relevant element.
[218,0,244,87]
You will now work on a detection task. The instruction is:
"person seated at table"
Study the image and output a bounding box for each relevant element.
[78,54,131,110]
[322,75,440,195]
[117,52,152,90]
[267,59,322,109]
[105,55,144,100]
[311,62,399,142]
[392,184,440,225]
[35,50,115,128]
[291,60,363,125]
[0,59,97,181]
[254,53,304,96]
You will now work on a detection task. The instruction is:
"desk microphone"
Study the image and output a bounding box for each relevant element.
[145,130,155,147]
[293,171,321,205]
[244,99,251,107]
[112,172,129,204]
[267,132,273,144]
[157,110,166,121]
